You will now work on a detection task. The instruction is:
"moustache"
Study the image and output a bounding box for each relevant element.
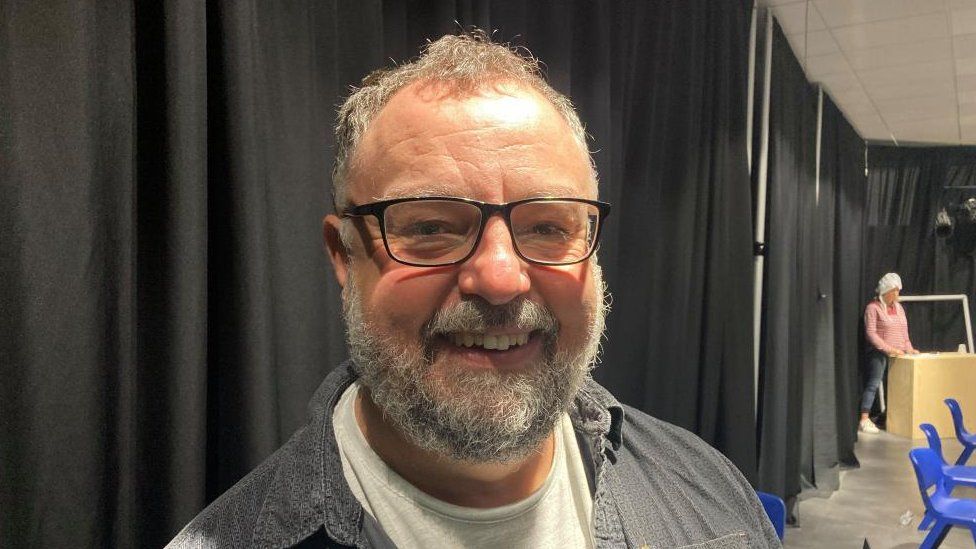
[422,297,559,340]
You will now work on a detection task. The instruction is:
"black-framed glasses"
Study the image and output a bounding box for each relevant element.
[341,196,611,267]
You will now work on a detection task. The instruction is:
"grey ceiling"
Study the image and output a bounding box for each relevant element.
[759,0,976,145]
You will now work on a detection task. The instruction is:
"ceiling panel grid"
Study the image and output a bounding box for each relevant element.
[759,0,976,145]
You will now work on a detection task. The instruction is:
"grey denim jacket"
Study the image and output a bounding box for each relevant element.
[169,362,781,548]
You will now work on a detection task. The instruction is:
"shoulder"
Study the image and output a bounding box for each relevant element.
[617,405,746,487]
[613,406,780,546]
[167,364,361,548]
[165,438,295,548]
[865,300,881,314]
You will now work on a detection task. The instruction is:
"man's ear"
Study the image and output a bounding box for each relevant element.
[323,214,350,288]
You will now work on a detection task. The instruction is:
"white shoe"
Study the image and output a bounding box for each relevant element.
[859,419,880,434]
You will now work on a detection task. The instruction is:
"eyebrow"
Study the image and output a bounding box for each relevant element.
[374,184,462,200]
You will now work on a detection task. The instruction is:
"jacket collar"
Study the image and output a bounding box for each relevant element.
[574,376,625,451]
[251,362,625,547]
[252,362,363,548]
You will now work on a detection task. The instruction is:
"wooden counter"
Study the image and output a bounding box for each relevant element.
[887,352,976,439]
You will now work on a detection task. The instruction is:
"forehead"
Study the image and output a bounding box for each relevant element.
[346,80,595,203]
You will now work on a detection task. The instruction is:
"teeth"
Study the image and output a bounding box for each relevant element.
[447,332,531,351]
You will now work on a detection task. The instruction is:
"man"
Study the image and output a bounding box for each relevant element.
[170,33,779,548]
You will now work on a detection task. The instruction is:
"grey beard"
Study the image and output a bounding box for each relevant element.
[341,266,607,463]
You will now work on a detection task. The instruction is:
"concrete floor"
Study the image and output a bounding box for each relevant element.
[784,431,976,548]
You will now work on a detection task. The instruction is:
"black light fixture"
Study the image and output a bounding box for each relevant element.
[936,207,954,238]
[963,198,976,224]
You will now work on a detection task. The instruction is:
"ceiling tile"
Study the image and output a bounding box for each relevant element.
[845,38,950,72]
[957,57,976,76]
[893,132,960,145]
[875,95,959,123]
[952,0,976,10]
[961,116,976,143]
[819,70,862,94]
[805,52,850,77]
[888,117,960,143]
[849,110,886,128]
[956,90,976,103]
[866,80,957,101]
[853,112,893,140]
[955,33,976,59]
[786,30,841,58]
[832,12,949,51]
[952,8,976,35]
[773,3,827,36]
[960,102,976,117]
[858,60,955,89]
[860,129,893,142]
[959,73,976,90]
[881,108,956,125]
[813,0,943,28]
[828,87,876,114]
[773,2,827,34]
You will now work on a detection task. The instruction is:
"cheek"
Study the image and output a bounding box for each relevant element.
[364,267,458,338]
[531,264,598,343]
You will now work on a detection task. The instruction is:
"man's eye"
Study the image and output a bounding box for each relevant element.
[531,223,568,236]
[401,220,456,236]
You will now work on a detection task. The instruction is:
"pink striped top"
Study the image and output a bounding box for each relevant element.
[864,300,913,354]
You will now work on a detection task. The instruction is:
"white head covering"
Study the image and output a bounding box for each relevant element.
[876,272,902,308]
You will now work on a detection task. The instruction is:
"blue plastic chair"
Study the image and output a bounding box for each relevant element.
[756,490,785,541]
[944,398,976,466]
[908,447,976,548]
[917,423,976,531]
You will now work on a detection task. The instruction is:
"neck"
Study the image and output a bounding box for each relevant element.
[354,387,556,508]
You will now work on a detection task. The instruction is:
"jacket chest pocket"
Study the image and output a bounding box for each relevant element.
[676,531,750,549]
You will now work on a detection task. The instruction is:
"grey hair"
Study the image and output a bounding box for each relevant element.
[331,30,596,211]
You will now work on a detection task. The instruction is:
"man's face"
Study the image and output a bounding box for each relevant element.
[325,80,606,462]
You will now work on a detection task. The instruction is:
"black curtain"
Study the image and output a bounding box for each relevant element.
[823,97,865,471]
[757,19,820,511]
[862,145,976,353]
[596,0,757,480]
[1,1,757,546]
[756,20,866,515]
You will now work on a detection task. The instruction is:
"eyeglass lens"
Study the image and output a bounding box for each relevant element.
[382,200,600,266]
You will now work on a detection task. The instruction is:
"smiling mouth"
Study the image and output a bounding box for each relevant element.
[444,331,532,351]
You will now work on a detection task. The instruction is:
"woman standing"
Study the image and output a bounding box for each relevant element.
[860,272,919,434]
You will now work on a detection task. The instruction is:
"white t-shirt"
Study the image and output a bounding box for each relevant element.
[333,382,594,549]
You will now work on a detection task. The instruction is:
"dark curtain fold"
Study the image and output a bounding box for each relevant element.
[824,97,865,470]
[1,1,758,546]
[863,145,976,353]
[807,93,840,498]
[757,19,819,512]
[597,0,757,481]
[756,19,870,518]
[0,2,136,546]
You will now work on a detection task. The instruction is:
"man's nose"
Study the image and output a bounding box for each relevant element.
[457,216,531,305]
